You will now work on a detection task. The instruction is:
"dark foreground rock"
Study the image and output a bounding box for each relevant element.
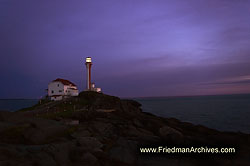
[0,91,250,166]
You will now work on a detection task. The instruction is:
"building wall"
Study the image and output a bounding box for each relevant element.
[51,96,63,101]
[67,88,79,96]
[48,81,79,100]
[48,82,64,96]
[95,88,101,93]
[64,85,79,96]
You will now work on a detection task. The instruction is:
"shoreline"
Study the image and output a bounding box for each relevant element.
[0,91,249,165]
[1,93,250,134]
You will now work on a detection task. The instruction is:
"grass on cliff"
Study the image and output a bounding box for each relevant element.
[18,98,52,112]
[18,91,141,121]
[20,91,121,112]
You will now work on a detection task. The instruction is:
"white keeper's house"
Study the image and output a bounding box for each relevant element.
[48,78,79,101]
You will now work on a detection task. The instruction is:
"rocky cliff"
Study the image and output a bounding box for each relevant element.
[0,91,249,166]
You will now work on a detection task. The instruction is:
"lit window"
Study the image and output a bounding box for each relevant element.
[86,57,92,62]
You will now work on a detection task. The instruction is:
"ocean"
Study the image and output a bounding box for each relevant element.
[134,94,250,134]
[0,99,38,112]
[0,94,250,134]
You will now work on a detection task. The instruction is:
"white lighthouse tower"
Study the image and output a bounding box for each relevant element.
[85,57,102,92]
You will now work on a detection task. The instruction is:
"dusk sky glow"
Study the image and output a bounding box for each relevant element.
[1,0,250,98]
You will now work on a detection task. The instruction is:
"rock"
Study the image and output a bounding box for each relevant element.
[125,126,155,138]
[77,137,103,151]
[0,144,57,166]
[0,111,13,121]
[108,138,137,164]
[159,126,184,144]
[31,152,57,166]
[0,121,15,132]
[134,135,161,144]
[71,130,91,138]
[44,142,72,166]
[23,119,68,144]
[91,120,115,138]
[121,100,142,114]
[82,152,98,162]
[133,118,144,128]
[109,146,135,164]
[62,119,79,125]
[6,117,68,144]
[96,109,116,113]
[0,145,19,160]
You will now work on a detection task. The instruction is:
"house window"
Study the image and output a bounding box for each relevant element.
[59,90,62,92]
[51,90,54,94]
[57,84,59,87]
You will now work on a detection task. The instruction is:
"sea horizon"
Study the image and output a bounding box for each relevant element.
[125,92,250,99]
[1,92,250,100]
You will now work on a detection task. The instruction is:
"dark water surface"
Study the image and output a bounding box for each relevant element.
[134,94,250,134]
[0,99,38,112]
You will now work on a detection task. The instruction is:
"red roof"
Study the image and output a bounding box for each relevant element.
[52,78,76,86]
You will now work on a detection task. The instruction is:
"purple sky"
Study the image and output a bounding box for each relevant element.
[1,0,250,98]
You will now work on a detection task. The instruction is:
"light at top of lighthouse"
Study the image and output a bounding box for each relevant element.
[86,57,92,63]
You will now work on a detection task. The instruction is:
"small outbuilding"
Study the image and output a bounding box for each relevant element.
[48,78,79,101]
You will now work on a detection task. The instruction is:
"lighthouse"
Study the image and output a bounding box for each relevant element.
[85,57,92,90]
[85,57,102,92]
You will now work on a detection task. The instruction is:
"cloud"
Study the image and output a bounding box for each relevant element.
[202,75,250,86]
[1,0,250,98]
